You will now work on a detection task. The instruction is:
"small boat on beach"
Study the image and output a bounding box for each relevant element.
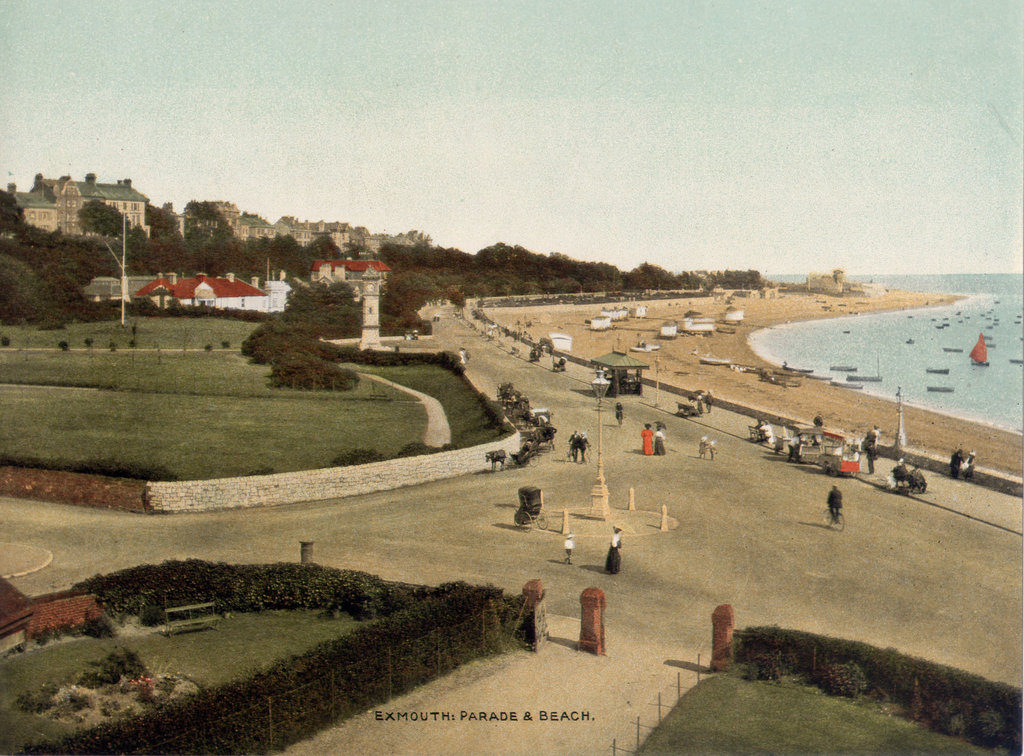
[1011,359,1023,365]
[925,368,949,374]
[927,386,954,393]
[942,347,963,353]
[830,365,857,372]
[781,363,814,373]
[832,381,863,389]
[699,356,731,366]
[905,339,915,344]
[853,375,882,382]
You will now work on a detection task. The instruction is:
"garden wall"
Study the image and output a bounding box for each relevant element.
[144,432,522,513]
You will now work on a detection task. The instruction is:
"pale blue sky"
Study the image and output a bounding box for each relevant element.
[2,0,1021,274]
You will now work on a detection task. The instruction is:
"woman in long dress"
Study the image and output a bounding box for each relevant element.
[641,424,654,455]
[654,426,666,455]
[605,528,622,574]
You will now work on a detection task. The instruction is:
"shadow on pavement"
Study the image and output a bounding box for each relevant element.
[664,659,709,673]
[547,635,579,650]
[796,520,834,530]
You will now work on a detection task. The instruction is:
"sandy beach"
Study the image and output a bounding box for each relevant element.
[484,289,1023,476]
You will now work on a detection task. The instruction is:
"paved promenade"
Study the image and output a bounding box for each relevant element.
[3,312,1021,755]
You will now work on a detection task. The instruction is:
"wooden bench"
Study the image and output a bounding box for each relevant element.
[161,602,220,635]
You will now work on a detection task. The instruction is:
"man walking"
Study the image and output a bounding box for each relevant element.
[827,485,843,525]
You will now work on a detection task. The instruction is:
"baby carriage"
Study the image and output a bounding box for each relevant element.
[514,486,548,529]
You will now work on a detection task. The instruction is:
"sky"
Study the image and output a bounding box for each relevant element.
[1,0,1021,275]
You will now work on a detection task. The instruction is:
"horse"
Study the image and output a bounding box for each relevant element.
[485,449,507,471]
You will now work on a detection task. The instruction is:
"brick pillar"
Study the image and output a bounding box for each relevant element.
[579,587,606,655]
[711,604,734,671]
[523,580,547,649]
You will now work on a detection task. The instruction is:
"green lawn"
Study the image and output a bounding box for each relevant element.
[0,318,259,350]
[640,673,986,755]
[0,349,498,480]
[0,610,361,753]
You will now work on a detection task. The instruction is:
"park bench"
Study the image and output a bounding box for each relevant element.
[161,601,220,635]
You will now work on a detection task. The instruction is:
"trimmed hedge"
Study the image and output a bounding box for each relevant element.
[734,626,1021,751]
[27,565,528,755]
[0,454,175,481]
[73,559,413,620]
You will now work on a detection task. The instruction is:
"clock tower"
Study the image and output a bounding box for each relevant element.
[358,267,383,350]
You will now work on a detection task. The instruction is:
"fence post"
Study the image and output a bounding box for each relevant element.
[636,716,641,749]
[612,738,617,756]
[658,691,662,720]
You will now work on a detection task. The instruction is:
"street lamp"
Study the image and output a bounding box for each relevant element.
[590,369,611,520]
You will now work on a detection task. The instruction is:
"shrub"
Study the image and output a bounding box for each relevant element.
[139,604,164,627]
[15,683,58,713]
[331,449,386,467]
[84,337,93,348]
[108,341,117,351]
[58,340,69,351]
[221,340,230,349]
[80,615,115,638]
[741,652,785,682]
[816,661,867,697]
[204,344,213,352]
[77,647,147,688]
[1,335,9,346]
[269,352,358,391]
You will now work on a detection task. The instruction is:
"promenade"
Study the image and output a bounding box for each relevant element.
[2,311,1021,755]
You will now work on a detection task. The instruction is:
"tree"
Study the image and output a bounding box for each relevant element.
[146,203,182,241]
[0,254,47,323]
[307,235,340,260]
[0,190,25,234]
[183,201,232,246]
[78,200,124,237]
[281,281,362,338]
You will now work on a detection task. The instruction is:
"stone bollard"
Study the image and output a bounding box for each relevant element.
[300,541,314,564]
[579,587,606,655]
[660,504,669,532]
[711,604,734,671]
[562,508,570,535]
[523,580,548,649]
[628,487,636,511]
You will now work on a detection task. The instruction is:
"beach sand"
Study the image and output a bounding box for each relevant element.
[484,289,1023,476]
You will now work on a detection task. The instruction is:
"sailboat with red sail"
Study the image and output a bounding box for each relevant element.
[969,333,989,366]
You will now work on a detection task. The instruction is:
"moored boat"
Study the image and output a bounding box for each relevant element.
[942,347,963,353]
[925,368,949,374]
[927,386,954,393]
[830,365,857,372]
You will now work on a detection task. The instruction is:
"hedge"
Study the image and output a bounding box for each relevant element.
[27,567,528,755]
[73,559,415,620]
[734,626,1022,752]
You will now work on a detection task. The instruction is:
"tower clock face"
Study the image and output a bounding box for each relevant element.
[364,282,378,295]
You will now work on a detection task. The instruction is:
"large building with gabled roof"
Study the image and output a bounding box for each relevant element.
[8,173,150,236]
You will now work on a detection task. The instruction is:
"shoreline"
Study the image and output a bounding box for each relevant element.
[481,289,1023,476]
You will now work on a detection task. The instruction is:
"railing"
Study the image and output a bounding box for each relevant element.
[610,654,706,756]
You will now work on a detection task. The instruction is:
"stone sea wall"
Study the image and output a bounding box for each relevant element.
[145,432,522,513]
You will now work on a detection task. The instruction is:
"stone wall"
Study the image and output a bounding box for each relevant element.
[145,432,522,513]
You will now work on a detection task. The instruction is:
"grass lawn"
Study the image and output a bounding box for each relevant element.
[640,673,986,755]
[0,349,499,479]
[0,317,260,350]
[0,610,361,753]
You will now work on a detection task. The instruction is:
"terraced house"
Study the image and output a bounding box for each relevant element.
[8,172,150,236]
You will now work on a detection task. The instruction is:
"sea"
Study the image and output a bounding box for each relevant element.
[750,274,1024,433]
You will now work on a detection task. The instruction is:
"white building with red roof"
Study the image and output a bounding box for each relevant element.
[310,259,391,284]
[135,272,276,312]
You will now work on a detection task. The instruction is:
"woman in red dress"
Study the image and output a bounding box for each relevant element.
[641,424,654,455]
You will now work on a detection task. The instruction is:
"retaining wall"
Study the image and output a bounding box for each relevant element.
[145,432,522,513]
[0,467,148,511]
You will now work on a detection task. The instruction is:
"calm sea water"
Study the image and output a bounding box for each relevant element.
[752,274,1024,433]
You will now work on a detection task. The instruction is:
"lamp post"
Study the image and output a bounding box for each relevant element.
[590,369,611,520]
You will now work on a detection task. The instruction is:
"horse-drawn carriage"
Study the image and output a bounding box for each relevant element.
[514,486,547,529]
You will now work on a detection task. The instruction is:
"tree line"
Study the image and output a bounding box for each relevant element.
[0,189,765,329]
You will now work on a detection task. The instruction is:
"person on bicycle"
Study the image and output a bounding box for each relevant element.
[827,485,843,523]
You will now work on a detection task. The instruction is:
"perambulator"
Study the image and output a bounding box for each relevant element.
[514,486,548,529]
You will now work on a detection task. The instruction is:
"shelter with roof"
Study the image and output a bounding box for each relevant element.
[590,351,649,397]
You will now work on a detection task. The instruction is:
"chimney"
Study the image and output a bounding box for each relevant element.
[124,178,132,188]
[226,272,235,282]
[279,270,286,281]
[6,183,14,193]
[85,173,96,184]
[251,276,260,288]
[168,272,177,285]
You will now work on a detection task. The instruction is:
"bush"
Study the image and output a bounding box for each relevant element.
[1,335,9,346]
[269,352,358,391]
[58,340,69,351]
[221,340,230,349]
[80,615,115,638]
[77,647,147,688]
[84,337,93,348]
[15,683,58,713]
[741,652,785,682]
[816,661,867,697]
[108,341,116,351]
[331,448,386,467]
[139,604,164,627]
[204,344,213,352]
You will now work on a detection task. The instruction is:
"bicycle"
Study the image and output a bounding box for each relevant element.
[825,508,845,531]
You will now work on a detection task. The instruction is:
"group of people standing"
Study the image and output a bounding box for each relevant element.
[949,447,976,480]
[567,431,590,463]
[640,423,667,456]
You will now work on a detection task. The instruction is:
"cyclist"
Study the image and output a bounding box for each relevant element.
[827,485,843,525]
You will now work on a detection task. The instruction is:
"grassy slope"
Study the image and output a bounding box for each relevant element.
[0,610,360,753]
[640,674,986,755]
[0,319,259,350]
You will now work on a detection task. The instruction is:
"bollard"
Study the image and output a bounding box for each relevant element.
[300,541,314,564]
[628,487,636,511]
[660,504,669,532]
[578,588,606,655]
